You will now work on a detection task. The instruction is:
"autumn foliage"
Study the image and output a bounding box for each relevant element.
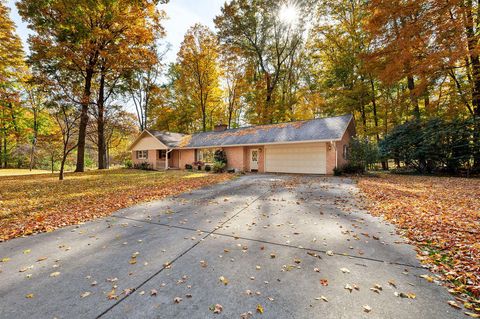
[358,175,480,304]
[0,169,233,242]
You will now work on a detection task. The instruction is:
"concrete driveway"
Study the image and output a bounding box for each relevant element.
[0,175,458,318]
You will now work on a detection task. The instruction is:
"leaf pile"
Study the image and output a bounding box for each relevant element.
[0,169,233,241]
[357,174,480,310]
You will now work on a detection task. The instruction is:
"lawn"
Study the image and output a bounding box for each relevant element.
[358,174,480,311]
[0,169,233,242]
[0,169,54,177]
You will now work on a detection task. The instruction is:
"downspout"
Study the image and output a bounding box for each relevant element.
[332,141,338,169]
[165,149,173,170]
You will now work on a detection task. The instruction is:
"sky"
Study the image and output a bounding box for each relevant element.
[5,0,226,64]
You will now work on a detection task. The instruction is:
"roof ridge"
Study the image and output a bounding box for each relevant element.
[191,114,353,136]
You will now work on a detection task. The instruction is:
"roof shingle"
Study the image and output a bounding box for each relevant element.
[181,114,353,148]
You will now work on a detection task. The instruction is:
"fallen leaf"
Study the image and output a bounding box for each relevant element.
[219,276,229,285]
[150,289,158,296]
[49,272,60,277]
[256,304,264,314]
[363,305,372,313]
[340,267,350,273]
[320,279,329,286]
[447,300,461,309]
[213,304,223,314]
[174,297,182,303]
[25,293,34,299]
[80,292,91,298]
[420,274,434,283]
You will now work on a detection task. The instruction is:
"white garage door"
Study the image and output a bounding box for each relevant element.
[265,143,327,174]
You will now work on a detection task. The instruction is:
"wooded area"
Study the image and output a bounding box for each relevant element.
[1,0,479,178]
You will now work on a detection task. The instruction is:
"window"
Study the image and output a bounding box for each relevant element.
[196,148,216,163]
[136,150,148,160]
[343,145,348,160]
[158,150,172,160]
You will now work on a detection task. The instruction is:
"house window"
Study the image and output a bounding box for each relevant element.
[158,150,172,159]
[343,145,348,160]
[196,148,216,163]
[136,150,148,160]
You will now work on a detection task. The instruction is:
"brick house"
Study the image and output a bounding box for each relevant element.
[129,114,355,174]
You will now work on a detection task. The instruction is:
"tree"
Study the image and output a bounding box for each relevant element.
[18,0,165,172]
[177,24,223,132]
[0,1,25,168]
[215,0,309,123]
[125,45,168,132]
[220,47,247,128]
[50,101,80,180]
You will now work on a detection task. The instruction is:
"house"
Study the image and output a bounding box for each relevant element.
[128,114,355,174]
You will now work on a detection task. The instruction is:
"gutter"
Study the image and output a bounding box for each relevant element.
[174,138,342,150]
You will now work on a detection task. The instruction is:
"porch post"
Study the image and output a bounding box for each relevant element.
[165,149,172,170]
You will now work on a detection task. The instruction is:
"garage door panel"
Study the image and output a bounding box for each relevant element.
[265,143,327,174]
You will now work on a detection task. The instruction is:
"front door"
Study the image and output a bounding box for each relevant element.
[250,149,259,171]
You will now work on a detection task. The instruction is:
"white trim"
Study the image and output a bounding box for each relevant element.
[165,149,172,170]
[175,138,341,150]
[249,148,259,171]
[129,130,169,151]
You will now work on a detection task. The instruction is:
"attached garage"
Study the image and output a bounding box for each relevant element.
[265,142,327,174]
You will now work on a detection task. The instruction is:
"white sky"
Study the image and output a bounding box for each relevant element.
[6,0,226,64]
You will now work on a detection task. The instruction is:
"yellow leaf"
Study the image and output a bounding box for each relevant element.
[256,304,264,314]
[25,293,34,299]
[219,276,229,285]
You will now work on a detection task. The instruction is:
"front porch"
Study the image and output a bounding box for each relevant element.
[132,149,181,170]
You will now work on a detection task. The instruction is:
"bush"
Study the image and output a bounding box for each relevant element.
[347,138,379,171]
[193,161,204,170]
[124,159,133,168]
[333,166,342,176]
[214,149,227,164]
[213,161,226,173]
[134,162,152,170]
[205,165,211,172]
[333,163,365,176]
[185,164,193,170]
[380,118,477,173]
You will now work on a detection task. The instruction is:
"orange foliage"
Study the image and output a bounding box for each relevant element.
[358,174,480,306]
[0,169,233,242]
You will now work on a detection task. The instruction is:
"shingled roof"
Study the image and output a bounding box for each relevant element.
[179,114,353,148]
[146,130,187,148]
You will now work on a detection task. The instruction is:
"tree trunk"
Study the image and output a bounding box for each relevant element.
[51,156,54,174]
[407,75,420,119]
[97,70,107,169]
[2,127,7,168]
[370,77,387,170]
[75,67,94,172]
[29,109,38,171]
[59,157,66,180]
